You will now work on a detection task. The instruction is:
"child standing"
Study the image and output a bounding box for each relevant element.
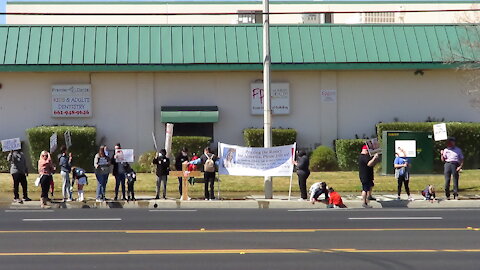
[125,165,136,201]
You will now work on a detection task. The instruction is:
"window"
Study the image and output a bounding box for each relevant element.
[301,13,334,24]
[238,10,263,24]
[172,123,214,140]
[362,12,395,23]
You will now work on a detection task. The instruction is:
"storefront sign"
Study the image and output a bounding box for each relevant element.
[251,83,290,115]
[52,84,92,117]
[1,138,21,152]
[218,142,296,176]
[321,89,337,103]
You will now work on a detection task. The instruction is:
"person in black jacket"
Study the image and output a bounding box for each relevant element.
[294,150,310,201]
[175,147,189,196]
[153,149,170,199]
[111,143,128,201]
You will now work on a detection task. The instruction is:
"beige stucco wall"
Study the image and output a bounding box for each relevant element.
[6,3,479,24]
[0,69,478,159]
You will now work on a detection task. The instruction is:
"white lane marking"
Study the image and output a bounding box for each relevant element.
[348,217,443,220]
[22,218,122,222]
[149,210,198,212]
[5,210,54,213]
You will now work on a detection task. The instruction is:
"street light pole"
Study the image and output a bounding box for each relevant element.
[263,0,273,199]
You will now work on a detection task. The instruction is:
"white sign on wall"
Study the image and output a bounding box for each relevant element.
[433,123,448,141]
[395,140,417,158]
[1,138,21,152]
[321,89,337,103]
[251,83,290,115]
[52,84,92,117]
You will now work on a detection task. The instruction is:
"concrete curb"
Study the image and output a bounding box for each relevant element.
[2,199,480,209]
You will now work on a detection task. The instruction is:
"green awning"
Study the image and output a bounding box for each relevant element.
[160,106,219,123]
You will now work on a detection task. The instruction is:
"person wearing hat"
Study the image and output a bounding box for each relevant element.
[440,137,464,200]
[358,144,380,208]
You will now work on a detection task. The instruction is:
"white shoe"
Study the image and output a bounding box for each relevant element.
[95,199,103,202]
[408,196,414,201]
[298,198,305,201]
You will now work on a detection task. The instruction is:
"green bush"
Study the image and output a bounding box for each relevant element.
[309,146,338,171]
[243,128,297,147]
[335,139,365,171]
[171,136,212,158]
[132,151,157,173]
[377,122,480,170]
[0,150,9,173]
[26,126,97,172]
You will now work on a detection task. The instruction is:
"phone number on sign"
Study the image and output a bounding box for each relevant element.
[53,110,91,116]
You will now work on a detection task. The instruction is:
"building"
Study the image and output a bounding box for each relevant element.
[0,24,479,156]
[5,0,480,25]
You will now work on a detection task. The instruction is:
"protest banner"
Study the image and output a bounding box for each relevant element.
[115,149,134,163]
[164,123,174,157]
[50,133,58,153]
[64,131,72,149]
[218,143,296,177]
[433,123,448,141]
[1,138,21,152]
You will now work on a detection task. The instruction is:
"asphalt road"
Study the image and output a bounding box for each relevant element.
[0,208,479,269]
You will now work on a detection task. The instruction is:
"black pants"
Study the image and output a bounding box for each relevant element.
[444,162,460,198]
[397,175,410,196]
[178,177,183,195]
[204,172,215,199]
[297,171,310,199]
[114,173,126,199]
[127,181,135,199]
[40,175,53,199]
[312,188,329,200]
[12,173,28,199]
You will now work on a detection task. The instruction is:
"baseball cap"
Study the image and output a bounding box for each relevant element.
[361,145,368,150]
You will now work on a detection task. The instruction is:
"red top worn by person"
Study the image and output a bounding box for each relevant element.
[329,191,343,206]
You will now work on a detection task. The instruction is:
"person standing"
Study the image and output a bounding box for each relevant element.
[112,143,128,201]
[58,145,73,202]
[72,167,88,202]
[394,149,413,201]
[153,149,170,199]
[358,145,380,208]
[175,147,189,196]
[7,149,31,203]
[38,151,55,208]
[94,146,110,202]
[190,147,217,200]
[441,137,464,200]
[294,150,310,201]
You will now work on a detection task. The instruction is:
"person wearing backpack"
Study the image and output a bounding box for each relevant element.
[190,147,218,200]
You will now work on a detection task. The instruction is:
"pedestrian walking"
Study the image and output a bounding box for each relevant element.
[7,149,31,203]
[190,147,217,200]
[94,146,110,202]
[153,149,170,199]
[111,143,128,201]
[58,145,73,202]
[358,145,380,208]
[394,149,413,201]
[294,150,310,201]
[441,137,464,200]
[72,167,88,202]
[38,151,55,208]
[175,147,189,196]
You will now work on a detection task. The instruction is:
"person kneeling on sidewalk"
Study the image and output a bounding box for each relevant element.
[421,185,436,203]
[326,187,346,208]
[72,167,88,202]
[309,182,328,204]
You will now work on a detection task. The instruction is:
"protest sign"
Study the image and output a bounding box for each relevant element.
[366,138,382,156]
[115,149,134,163]
[433,123,448,141]
[50,133,58,153]
[395,140,417,157]
[218,143,296,176]
[64,131,72,149]
[152,131,158,152]
[164,123,174,157]
[1,138,21,152]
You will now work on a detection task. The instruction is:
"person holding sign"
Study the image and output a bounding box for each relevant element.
[175,148,190,196]
[38,151,55,208]
[153,149,170,199]
[111,143,128,201]
[294,150,310,201]
[7,149,31,203]
[441,137,464,200]
[189,147,218,200]
[58,145,73,202]
[358,145,381,208]
[94,146,111,202]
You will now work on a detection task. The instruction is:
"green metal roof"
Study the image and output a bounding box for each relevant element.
[0,24,478,72]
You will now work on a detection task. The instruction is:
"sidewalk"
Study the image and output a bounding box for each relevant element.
[2,193,480,209]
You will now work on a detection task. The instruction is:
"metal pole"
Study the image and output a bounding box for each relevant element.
[263,0,273,199]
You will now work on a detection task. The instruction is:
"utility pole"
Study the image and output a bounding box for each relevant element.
[263,0,273,199]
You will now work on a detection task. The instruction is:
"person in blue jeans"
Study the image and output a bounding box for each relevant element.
[112,143,128,201]
[94,145,110,202]
[394,148,413,201]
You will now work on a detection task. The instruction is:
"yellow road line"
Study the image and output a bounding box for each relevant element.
[0,227,476,234]
[0,248,480,256]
